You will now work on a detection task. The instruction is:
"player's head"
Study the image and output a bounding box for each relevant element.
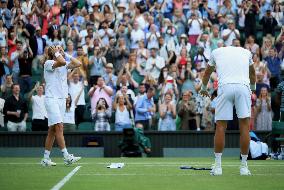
[47,45,56,59]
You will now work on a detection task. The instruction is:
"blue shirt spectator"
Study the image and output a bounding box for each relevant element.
[264,49,282,79]
[135,87,156,130]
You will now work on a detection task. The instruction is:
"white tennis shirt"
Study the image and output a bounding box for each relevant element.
[44,60,69,99]
[208,46,253,87]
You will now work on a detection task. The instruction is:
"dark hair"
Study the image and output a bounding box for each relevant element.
[96,98,109,109]
[158,66,168,84]
[11,83,20,90]
[147,86,155,93]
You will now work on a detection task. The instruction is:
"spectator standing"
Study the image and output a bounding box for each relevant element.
[135,87,156,130]
[68,71,86,127]
[244,0,259,38]
[3,84,28,131]
[259,9,278,36]
[88,47,107,87]
[221,20,240,46]
[158,92,176,131]
[113,94,133,131]
[264,48,282,83]
[31,26,46,75]
[177,90,197,130]
[145,47,165,80]
[28,82,48,131]
[187,13,203,46]
[276,80,284,121]
[10,40,25,83]
[103,63,117,97]
[255,87,272,131]
[0,0,12,29]
[18,41,33,96]
[0,74,12,99]
[88,77,113,116]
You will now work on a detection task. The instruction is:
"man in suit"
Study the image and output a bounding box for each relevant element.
[31,26,46,75]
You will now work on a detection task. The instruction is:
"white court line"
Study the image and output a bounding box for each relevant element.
[77,173,284,177]
[50,166,81,190]
[0,162,284,167]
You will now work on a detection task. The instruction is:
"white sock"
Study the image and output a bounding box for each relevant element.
[61,148,69,158]
[44,150,50,159]
[214,152,222,166]
[241,154,248,165]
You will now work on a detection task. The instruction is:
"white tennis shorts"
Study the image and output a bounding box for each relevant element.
[215,84,251,121]
[45,97,66,127]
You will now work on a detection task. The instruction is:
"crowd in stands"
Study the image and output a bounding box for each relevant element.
[0,0,283,132]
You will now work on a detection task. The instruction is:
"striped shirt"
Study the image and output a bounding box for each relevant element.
[276,81,284,111]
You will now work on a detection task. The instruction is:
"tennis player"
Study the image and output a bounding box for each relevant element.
[200,46,256,175]
[41,45,82,166]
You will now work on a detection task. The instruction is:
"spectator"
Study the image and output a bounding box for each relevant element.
[264,48,282,83]
[145,47,165,80]
[0,74,12,99]
[255,87,272,131]
[114,38,129,74]
[3,84,28,131]
[221,20,240,46]
[103,63,117,96]
[210,25,222,51]
[177,90,197,130]
[135,87,156,130]
[116,69,138,92]
[261,37,273,59]
[158,66,179,104]
[0,45,10,83]
[0,0,12,29]
[244,0,259,38]
[31,26,46,75]
[276,80,284,121]
[175,34,191,57]
[259,9,278,36]
[63,94,76,132]
[18,41,33,96]
[272,1,283,27]
[88,46,107,87]
[93,97,111,131]
[146,24,160,49]
[244,35,260,56]
[10,40,25,83]
[136,40,149,74]
[27,82,48,131]
[180,62,197,95]
[76,45,89,82]
[113,94,133,131]
[256,72,270,97]
[158,92,176,131]
[88,76,113,116]
[187,12,203,46]
[253,54,270,86]
[218,0,236,19]
[0,19,7,47]
[130,21,144,50]
[68,70,86,127]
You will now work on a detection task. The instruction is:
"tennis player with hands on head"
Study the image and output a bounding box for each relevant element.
[41,45,82,166]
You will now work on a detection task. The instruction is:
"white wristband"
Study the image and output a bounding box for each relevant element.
[54,52,61,58]
[65,53,72,59]
[250,84,256,91]
[201,83,207,91]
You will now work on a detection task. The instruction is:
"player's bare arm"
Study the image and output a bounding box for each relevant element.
[48,46,66,69]
[200,65,215,97]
